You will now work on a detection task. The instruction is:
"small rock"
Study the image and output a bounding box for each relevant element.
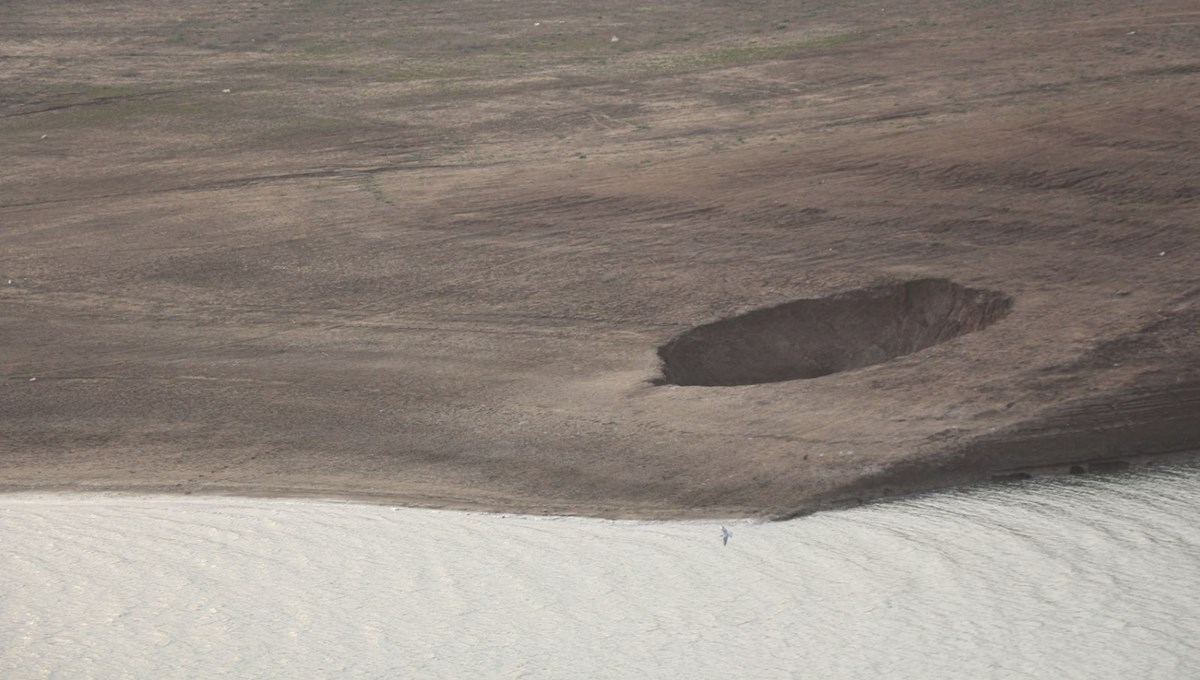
[40,134,48,140]
[610,35,620,42]
[222,88,231,93]
[534,22,540,26]
[29,377,36,382]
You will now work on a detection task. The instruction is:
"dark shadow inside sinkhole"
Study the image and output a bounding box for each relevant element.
[654,278,1012,387]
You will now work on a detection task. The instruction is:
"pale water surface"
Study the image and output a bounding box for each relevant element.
[3,466,1200,679]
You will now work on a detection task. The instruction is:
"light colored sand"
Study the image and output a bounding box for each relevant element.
[4,468,1200,678]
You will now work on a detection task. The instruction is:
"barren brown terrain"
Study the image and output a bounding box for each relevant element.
[2,0,1198,518]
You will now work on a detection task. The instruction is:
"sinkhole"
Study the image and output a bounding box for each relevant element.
[654,278,1012,387]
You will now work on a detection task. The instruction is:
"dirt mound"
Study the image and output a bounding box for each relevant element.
[655,279,1012,386]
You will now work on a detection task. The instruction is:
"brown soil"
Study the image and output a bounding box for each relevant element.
[2,0,1198,518]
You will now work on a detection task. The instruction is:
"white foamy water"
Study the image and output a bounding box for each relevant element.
[4,467,1200,679]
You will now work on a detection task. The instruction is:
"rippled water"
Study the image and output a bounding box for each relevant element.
[3,466,1200,679]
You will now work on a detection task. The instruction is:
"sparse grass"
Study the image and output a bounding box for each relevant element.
[40,83,150,99]
[358,174,389,203]
[569,55,610,65]
[302,43,341,57]
[62,98,208,124]
[2,91,214,132]
[377,64,479,82]
[640,32,860,73]
[503,33,614,55]
[697,33,860,65]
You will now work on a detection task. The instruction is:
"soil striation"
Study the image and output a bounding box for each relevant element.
[2,0,1198,518]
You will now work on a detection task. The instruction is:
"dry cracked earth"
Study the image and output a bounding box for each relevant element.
[2,0,1198,518]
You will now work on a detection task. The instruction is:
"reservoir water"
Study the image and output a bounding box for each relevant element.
[3,465,1199,678]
